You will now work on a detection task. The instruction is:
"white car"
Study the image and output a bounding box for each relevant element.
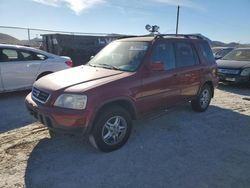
[0,44,73,92]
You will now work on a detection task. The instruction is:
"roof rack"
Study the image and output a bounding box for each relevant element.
[118,35,138,39]
[154,34,204,40]
[117,34,205,40]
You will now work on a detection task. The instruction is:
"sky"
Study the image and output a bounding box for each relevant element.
[0,0,249,43]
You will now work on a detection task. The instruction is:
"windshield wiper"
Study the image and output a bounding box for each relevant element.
[97,63,122,70]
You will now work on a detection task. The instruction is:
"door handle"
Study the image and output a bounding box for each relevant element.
[27,63,40,67]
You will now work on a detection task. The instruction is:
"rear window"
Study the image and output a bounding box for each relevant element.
[199,42,215,63]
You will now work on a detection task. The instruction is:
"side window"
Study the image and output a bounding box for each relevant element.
[1,49,18,62]
[216,48,232,57]
[175,42,197,68]
[199,42,215,63]
[19,50,47,61]
[151,43,176,70]
[20,51,34,61]
[36,54,47,60]
[0,48,9,62]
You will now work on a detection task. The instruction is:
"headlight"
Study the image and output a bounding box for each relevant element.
[240,68,250,76]
[54,94,87,110]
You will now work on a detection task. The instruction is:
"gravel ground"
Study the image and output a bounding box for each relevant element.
[0,84,250,188]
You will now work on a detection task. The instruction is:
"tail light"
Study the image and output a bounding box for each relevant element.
[65,60,73,67]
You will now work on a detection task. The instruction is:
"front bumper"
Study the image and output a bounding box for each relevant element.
[218,73,250,83]
[25,93,91,135]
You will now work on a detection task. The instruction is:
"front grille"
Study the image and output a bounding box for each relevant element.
[32,87,50,103]
[218,68,240,75]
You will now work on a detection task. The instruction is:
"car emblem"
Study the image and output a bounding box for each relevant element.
[36,90,40,97]
[33,89,40,97]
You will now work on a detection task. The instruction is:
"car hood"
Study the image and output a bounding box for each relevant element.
[34,65,124,92]
[217,60,250,69]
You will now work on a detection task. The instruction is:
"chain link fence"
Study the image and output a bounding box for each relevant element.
[0,26,127,65]
[0,25,113,48]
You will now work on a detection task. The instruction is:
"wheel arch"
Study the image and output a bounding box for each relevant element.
[204,81,214,97]
[199,80,214,97]
[36,71,53,80]
[96,98,137,120]
[87,98,137,135]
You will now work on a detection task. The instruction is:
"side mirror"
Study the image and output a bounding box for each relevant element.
[150,61,165,71]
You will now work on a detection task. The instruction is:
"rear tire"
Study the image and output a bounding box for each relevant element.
[89,106,132,152]
[48,129,57,138]
[48,129,63,138]
[191,84,212,112]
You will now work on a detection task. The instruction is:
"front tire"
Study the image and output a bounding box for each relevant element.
[89,106,132,152]
[191,84,212,112]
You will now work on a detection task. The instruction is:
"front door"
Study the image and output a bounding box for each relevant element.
[0,48,41,91]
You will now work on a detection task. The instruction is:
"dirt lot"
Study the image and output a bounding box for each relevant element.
[0,84,250,188]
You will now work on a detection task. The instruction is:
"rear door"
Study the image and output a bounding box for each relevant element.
[174,41,202,100]
[0,48,42,91]
[138,41,181,114]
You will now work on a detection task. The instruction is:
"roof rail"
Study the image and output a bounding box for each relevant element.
[118,34,155,39]
[117,35,138,39]
[117,34,205,40]
[154,34,204,40]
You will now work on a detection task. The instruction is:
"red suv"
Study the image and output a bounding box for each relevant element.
[25,34,218,152]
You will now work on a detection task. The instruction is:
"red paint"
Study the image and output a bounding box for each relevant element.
[25,36,218,132]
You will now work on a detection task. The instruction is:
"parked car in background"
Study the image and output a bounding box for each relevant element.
[0,44,73,93]
[217,48,250,83]
[25,34,218,152]
[212,47,234,60]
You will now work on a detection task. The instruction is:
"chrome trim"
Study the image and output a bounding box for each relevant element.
[32,87,50,104]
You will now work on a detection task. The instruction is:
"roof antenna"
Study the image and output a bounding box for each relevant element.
[176,5,180,36]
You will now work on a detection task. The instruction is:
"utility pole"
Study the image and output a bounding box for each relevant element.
[27,28,31,45]
[176,5,180,36]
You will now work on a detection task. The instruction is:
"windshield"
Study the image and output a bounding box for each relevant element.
[212,48,223,54]
[222,49,250,61]
[88,41,149,72]
[215,48,233,57]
